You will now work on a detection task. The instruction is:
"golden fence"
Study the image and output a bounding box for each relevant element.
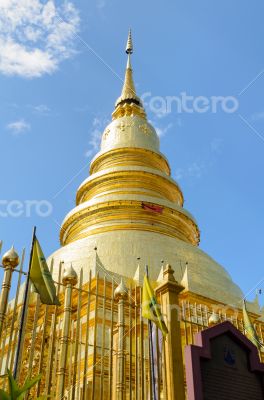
[180,300,264,344]
[0,248,166,399]
[0,244,263,399]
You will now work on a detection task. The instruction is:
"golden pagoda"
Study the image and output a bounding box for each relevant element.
[0,31,263,399]
[53,30,247,308]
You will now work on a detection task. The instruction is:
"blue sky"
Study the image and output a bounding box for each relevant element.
[1,0,264,302]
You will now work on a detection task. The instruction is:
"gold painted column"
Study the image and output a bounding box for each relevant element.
[56,264,78,399]
[114,279,128,400]
[111,326,118,400]
[155,264,185,400]
[0,246,19,339]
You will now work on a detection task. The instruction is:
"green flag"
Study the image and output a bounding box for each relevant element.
[243,300,261,350]
[30,237,60,306]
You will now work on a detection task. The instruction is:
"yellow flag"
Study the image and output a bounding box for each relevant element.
[30,238,60,306]
[142,274,168,336]
[243,300,261,350]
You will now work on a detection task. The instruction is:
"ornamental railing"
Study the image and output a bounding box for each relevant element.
[0,243,263,399]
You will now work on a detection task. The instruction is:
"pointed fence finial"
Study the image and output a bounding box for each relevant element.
[62,263,78,286]
[208,311,220,326]
[2,245,20,268]
[114,278,128,300]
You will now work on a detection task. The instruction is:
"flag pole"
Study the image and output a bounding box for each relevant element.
[13,226,36,379]
[145,265,157,400]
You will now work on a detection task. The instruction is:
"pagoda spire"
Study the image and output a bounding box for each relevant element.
[126,28,133,55]
[113,29,145,117]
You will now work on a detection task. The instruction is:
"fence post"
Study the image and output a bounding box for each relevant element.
[114,279,128,400]
[112,326,118,400]
[155,264,185,400]
[56,264,78,399]
[0,246,19,339]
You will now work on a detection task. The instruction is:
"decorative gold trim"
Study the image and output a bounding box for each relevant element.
[76,169,183,206]
[90,147,170,176]
[60,200,200,246]
[112,102,146,120]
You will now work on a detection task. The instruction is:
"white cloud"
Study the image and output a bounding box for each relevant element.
[32,104,51,114]
[0,0,80,78]
[6,119,31,135]
[150,121,173,138]
[175,162,204,181]
[75,104,91,113]
[188,162,204,179]
[175,168,184,181]
[251,112,264,122]
[211,137,223,154]
[154,110,167,119]
[96,0,106,9]
[85,117,109,158]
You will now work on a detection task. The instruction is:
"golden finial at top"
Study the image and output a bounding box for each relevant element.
[126,28,133,54]
[112,29,146,120]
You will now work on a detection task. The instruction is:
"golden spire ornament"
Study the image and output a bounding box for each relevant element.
[126,28,133,54]
[113,29,146,119]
